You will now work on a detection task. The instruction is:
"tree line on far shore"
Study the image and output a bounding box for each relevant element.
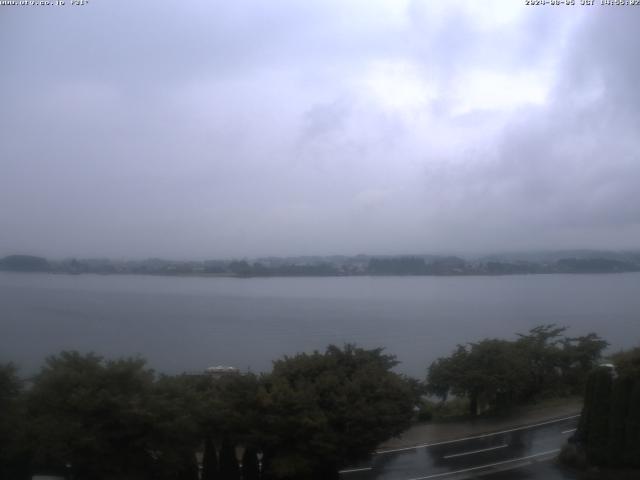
[3,253,640,277]
[0,325,612,480]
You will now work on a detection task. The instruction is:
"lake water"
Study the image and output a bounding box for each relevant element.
[1,272,639,378]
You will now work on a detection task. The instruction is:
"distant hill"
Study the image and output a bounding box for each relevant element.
[1,250,639,277]
[0,255,50,272]
[476,249,640,264]
[555,257,637,273]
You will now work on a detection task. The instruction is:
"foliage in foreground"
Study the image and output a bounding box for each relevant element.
[572,346,640,469]
[426,325,608,416]
[263,345,416,478]
[0,325,616,478]
[0,345,416,480]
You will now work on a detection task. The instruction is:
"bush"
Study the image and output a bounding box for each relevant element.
[417,398,470,421]
[415,401,433,422]
[559,444,588,470]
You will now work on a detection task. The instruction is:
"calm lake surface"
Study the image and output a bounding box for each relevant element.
[1,272,639,378]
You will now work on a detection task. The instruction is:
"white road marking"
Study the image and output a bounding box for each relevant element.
[442,443,508,459]
[406,448,561,480]
[561,428,577,434]
[338,467,373,474]
[375,414,580,455]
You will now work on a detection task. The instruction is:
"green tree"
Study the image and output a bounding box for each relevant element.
[427,340,528,416]
[573,348,640,468]
[559,333,609,393]
[262,344,416,479]
[426,325,605,417]
[624,378,640,467]
[611,346,640,378]
[606,376,632,465]
[26,351,157,479]
[241,446,260,480]
[583,367,613,464]
[202,437,219,480]
[516,324,567,397]
[218,439,239,480]
[193,372,264,457]
[613,347,640,467]
[147,374,203,479]
[0,363,29,480]
[516,325,606,398]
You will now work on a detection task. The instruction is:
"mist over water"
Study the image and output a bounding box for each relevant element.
[2,272,639,378]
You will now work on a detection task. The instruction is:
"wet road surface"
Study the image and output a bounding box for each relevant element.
[340,415,580,480]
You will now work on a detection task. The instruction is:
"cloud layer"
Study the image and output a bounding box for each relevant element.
[1,1,639,258]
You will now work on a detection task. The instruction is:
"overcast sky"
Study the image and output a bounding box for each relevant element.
[1,1,639,259]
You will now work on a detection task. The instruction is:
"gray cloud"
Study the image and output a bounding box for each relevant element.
[1,1,639,258]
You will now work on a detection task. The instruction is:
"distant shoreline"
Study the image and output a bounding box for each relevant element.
[2,252,639,278]
[2,269,639,279]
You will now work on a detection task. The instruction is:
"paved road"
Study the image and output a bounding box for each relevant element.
[340,415,580,480]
